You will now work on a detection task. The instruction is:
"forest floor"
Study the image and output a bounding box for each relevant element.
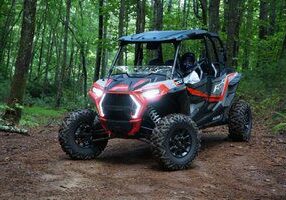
[0,118,285,200]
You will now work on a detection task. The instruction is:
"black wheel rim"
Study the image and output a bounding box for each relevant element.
[74,124,94,148]
[169,128,192,158]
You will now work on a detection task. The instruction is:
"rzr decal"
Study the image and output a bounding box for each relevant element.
[187,73,237,102]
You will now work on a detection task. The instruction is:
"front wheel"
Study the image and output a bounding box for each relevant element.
[228,100,252,141]
[151,114,200,171]
[58,109,108,159]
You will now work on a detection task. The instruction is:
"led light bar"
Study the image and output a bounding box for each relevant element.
[98,93,106,117]
[130,94,141,119]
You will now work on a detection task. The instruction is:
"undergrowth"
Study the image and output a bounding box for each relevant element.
[0,104,66,127]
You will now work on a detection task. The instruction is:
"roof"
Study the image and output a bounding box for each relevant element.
[119,29,218,43]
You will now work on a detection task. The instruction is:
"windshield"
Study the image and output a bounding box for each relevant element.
[111,42,176,77]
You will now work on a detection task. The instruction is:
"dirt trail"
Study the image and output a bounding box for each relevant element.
[0,119,285,200]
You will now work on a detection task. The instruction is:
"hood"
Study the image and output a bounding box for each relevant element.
[104,73,167,92]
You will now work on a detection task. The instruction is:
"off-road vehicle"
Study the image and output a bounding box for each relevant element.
[59,30,252,170]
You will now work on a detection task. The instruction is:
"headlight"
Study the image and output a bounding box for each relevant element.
[92,87,103,97]
[141,89,160,99]
[98,93,106,116]
[130,95,141,119]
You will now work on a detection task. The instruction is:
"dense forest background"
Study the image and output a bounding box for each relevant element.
[0,0,286,131]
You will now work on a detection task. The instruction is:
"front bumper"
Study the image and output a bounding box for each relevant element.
[99,117,142,137]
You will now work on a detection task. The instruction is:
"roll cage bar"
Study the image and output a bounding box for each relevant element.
[107,30,227,79]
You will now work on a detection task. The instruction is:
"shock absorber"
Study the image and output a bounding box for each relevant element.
[147,106,161,125]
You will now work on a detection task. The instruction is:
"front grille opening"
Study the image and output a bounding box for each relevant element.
[102,93,136,120]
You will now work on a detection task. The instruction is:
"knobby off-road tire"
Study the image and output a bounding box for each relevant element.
[59,109,108,159]
[228,100,252,141]
[151,114,200,171]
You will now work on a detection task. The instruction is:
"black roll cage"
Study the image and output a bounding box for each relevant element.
[107,34,226,79]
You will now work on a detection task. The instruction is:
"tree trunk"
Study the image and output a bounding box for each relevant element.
[222,0,228,32]
[36,20,47,82]
[241,0,254,70]
[153,0,163,30]
[101,19,108,78]
[268,0,276,35]
[152,0,163,61]
[29,8,45,82]
[124,4,129,65]
[54,31,62,87]
[94,0,104,81]
[135,0,146,66]
[3,0,37,124]
[167,0,172,13]
[182,0,190,28]
[43,29,54,95]
[5,40,11,76]
[256,0,270,67]
[67,40,74,83]
[208,0,220,33]
[200,0,208,26]
[80,45,87,98]
[36,1,48,82]
[102,46,109,78]
[55,0,71,108]
[259,0,269,39]
[118,0,125,65]
[225,0,244,67]
[0,0,16,77]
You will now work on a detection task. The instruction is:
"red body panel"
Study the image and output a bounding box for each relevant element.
[186,73,237,102]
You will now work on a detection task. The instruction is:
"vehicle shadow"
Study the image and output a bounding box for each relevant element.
[96,132,229,168]
[97,143,154,166]
[200,133,229,150]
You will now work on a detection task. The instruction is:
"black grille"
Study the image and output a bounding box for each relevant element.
[102,93,135,120]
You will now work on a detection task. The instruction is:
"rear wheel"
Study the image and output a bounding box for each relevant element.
[228,100,252,141]
[58,109,108,159]
[151,114,200,170]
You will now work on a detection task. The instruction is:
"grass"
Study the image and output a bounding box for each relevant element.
[20,106,66,127]
[23,106,66,118]
[0,104,66,127]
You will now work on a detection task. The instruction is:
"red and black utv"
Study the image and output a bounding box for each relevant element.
[59,29,252,170]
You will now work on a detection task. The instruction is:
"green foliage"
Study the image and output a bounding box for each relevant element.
[272,112,286,133]
[20,106,66,127]
[62,90,88,111]
[0,104,9,113]
[1,103,65,127]
[237,58,286,133]
[23,106,65,117]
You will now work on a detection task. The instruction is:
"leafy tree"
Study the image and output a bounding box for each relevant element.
[3,0,37,124]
